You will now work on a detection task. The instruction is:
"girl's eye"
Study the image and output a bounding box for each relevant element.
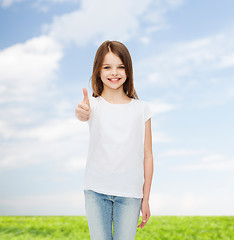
[103,66,124,69]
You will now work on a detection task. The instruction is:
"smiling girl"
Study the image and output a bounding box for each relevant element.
[75,40,154,240]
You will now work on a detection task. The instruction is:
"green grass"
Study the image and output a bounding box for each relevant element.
[0,216,233,240]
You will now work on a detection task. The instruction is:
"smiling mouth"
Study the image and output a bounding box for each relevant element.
[108,78,121,82]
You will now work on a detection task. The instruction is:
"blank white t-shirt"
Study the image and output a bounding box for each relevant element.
[80,95,152,198]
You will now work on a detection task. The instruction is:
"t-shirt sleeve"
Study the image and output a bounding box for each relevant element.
[144,101,152,122]
[87,96,96,124]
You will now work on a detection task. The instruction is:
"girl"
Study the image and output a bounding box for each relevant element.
[75,40,154,240]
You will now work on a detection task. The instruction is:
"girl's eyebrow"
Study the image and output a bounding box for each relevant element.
[102,63,124,65]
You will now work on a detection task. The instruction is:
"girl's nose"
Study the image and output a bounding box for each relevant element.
[111,68,118,75]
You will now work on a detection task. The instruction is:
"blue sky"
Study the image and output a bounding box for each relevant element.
[0,0,234,216]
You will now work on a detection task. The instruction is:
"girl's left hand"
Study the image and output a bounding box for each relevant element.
[137,199,151,229]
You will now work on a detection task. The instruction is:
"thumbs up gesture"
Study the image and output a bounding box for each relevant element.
[75,88,91,121]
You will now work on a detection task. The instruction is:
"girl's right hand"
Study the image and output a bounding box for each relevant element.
[75,88,91,121]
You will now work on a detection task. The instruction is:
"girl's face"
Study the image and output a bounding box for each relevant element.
[100,52,127,91]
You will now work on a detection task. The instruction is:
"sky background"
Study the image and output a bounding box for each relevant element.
[0,0,234,216]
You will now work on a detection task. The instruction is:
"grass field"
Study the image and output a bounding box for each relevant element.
[0,216,233,240]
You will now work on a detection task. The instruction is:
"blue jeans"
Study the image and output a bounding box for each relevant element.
[84,190,142,240]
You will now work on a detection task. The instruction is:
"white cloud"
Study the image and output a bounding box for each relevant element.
[0,0,21,8]
[202,154,224,162]
[152,131,173,143]
[137,33,233,85]
[173,153,234,171]
[18,118,83,141]
[0,114,86,141]
[0,35,63,103]
[149,98,178,114]
[135,31,234,106]
[0,117,88,171]
[63,157,86,172]
[139,0,185,29]
[0,135,88,171]
[42,0,186,47]
[143,31,234,109]
[219,52,234,68]
[162,149,206,157]
[1,189,233,215]
[143,99,177,144]
[161,150,234,171]
[174,159,234,171]
[139,36,151,45]
[0,191,86,215]
[150,191,234,215]
[44,0,79,3]
[0,0,79,9]
[43,0,152,46]
[32,0,80,12]
[166,0,185,9]
[1,0,186,47]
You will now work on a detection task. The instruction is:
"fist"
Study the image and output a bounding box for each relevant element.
[75,88,91,121]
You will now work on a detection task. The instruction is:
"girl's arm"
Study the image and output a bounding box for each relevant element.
[138,118,153,229]
[143,118,154,202]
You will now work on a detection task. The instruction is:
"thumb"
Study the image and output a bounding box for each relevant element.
[83,88,90,107]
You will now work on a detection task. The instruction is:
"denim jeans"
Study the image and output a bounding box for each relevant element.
[84,189,142,240]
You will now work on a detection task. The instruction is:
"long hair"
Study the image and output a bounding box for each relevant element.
[89,40,139,99]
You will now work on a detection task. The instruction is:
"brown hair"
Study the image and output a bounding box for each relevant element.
[89,40,139,99]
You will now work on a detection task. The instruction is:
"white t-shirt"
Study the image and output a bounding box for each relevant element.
[80,95,152,198]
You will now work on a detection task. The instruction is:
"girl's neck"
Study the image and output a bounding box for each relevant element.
[101,90,130,104]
